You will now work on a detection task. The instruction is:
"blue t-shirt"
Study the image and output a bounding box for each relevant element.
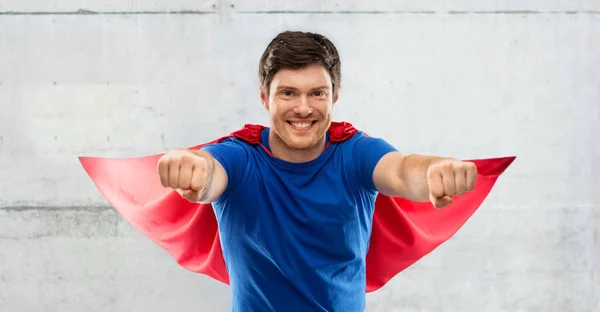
[201,127,397,312]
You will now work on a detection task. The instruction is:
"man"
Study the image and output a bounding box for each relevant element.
[156,31,478,311]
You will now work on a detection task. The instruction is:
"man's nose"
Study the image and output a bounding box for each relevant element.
[293,96,313,117]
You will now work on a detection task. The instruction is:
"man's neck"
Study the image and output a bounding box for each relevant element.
[268,132,327,164]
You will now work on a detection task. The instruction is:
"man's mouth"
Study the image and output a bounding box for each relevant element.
[287,120,317,130]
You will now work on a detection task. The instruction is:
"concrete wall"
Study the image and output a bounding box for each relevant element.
[1,1,599,311]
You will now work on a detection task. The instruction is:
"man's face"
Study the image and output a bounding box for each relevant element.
[260,64,338,151]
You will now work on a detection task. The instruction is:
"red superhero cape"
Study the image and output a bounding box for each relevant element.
[79,122,515,292]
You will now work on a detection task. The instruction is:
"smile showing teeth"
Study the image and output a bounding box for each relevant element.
[290,121,313,128]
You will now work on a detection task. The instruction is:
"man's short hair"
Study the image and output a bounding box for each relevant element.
[258,31,342,96]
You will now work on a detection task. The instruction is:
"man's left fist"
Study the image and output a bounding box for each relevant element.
[427,159,478,209]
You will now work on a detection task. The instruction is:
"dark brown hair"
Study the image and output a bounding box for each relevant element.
[258,31,341,96]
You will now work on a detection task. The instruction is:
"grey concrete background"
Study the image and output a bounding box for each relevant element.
[1,0,598,311]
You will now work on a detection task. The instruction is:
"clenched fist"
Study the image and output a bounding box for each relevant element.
[157,148,215,202]
[427,159,477,209]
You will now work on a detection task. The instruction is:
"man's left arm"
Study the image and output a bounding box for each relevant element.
[372,152,478,209]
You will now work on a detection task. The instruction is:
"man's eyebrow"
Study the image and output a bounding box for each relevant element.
[276,85,329,90]
[276,85,299,91]
[274,85,330,92]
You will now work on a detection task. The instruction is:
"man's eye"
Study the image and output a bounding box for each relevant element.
[282,91,293,96]
[313,91,325,97]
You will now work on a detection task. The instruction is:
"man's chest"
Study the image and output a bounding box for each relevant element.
[224,162,377,230]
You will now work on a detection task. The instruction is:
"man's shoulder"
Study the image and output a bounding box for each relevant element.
[201,136,259,156]
[332,130,374,148]
[331,130,397,163]
[213,136,256,147]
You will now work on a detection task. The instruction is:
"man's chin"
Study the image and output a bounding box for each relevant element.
[284,139,314,150]
[280,134,320,150]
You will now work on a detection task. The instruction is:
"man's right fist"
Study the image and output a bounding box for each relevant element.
[157,148,214,202]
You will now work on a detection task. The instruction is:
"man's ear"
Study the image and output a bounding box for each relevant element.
[260,85,269,111]
[332,90,339,106]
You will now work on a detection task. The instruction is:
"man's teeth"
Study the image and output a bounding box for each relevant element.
[291,122,312,128]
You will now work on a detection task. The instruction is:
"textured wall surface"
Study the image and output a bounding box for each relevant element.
[1,0,599,311]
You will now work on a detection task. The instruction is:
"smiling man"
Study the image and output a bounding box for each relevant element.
[155,31,479,311]
[261,64,335,163]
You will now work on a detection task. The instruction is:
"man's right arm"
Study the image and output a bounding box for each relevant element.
[157,148,229,204]
[195,151,229,203]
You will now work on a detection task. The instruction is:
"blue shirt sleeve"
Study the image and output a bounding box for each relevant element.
[351,133,398,193]
[200,138,249,198]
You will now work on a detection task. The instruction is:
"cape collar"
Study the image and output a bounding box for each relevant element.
[229,121,359,145]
